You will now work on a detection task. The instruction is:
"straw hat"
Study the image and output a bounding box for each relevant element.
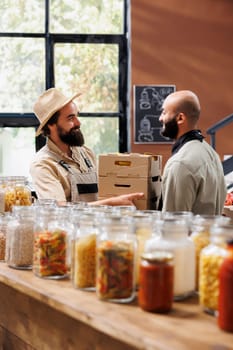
[33,88,82,136]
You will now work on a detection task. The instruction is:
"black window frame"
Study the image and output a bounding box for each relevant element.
[0,0,130,153]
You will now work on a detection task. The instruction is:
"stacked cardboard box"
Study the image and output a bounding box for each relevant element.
[98,153,162,210]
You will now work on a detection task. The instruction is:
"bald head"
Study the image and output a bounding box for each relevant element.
[164,90,201,126]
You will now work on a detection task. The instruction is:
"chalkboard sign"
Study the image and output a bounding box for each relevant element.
[134,85,176,143]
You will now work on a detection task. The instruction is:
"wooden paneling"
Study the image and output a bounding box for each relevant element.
[131,0,233,165]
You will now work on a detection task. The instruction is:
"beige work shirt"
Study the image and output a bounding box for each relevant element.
[30,138,97,202]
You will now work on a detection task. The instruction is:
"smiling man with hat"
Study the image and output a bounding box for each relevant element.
[30,88,144,206]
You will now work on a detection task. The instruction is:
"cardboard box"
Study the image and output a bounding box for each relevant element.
[98,153,161,178]
[98,153,162,210]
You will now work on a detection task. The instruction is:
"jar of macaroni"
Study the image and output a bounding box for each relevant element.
[199,223,233,315]
[5,206,35,269]
[72,211,98,290]
[145,217,195,300]
[4,176,32,212]
[138,251,174,313]
[96,214,136,303]
[33,207,71,279]
[190,215,228,291]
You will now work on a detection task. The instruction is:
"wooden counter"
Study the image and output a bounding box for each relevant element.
[0,263,232,350]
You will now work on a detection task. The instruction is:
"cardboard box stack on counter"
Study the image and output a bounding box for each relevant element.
[98,153,162,210]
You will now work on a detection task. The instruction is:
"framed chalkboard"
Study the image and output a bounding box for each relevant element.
[134,85,176,143]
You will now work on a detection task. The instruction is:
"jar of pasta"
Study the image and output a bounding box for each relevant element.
[96,214,136,303]
[33,207,71,279]
[4,176,32,212]
[72,211,98,290]
[199,223,233,315]
[145,217,195,300]
[5,206,35,269]
[190,215,228,291]
[0,177,7,214]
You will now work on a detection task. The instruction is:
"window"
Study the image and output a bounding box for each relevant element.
[0,0,130,178]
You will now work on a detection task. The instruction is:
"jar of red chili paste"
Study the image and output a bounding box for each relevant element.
[218,238,233,332]
[96,214,136,303]
[138,251,174,313]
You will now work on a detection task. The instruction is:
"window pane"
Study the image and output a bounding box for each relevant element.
[0,0,44,33]
[79,117,119,157]
[55,43,119,113]
[0,127,36,180]
[50,0,124,34]
[0,38,45,113]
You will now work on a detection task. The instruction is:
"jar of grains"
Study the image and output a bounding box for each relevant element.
[72,211,98,290]
[5,206,35,269]
[199,223,233,315]
[96,214,136,303]
[145,217,195,300]
[33,207,71,279]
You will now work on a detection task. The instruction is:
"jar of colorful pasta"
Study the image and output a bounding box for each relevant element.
[96,214,136,303]
[33,207,71,279]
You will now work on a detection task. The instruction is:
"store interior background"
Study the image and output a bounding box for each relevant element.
[130,0,233,171]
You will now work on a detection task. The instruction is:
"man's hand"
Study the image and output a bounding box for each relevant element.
[90,192,145,207]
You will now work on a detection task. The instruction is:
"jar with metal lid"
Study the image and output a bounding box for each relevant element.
[218,238,233,332]
[145,217,195,300]
[5,206,35,269]
[4,176,32,212]
[138,251,174,313]
[199,223,233,315]
[190,215,228,290]
[96,214,136,303]
[72,211,98,290]
[33,207,71,279]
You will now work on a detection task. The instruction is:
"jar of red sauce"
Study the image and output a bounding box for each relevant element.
[138,251,174,313]
[218,238,233,332]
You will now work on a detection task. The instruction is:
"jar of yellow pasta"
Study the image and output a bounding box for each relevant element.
[72,211,98,290]
[199,223,233,315]
[4,176,32,212]
[190,215,228,291]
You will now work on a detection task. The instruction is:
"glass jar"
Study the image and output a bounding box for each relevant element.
[72,211,98,290]
[218,238,233,332]
[33,207,71,279]
[190,215,227,290]
[0,213,11,262]
[5,206,35,269]
[145,218,195,300]
[96,214,136,303]
[4,176,32,212]
[0,177,6,214]
[132,212,154,287]
[199,223,233,315]
[138,251,174,313]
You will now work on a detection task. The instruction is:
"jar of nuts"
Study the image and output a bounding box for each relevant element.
[199,223,233,315]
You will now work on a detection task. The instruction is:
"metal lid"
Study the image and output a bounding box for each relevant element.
[141,251,174,263]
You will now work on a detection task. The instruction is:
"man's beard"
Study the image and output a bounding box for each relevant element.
[57,125,85,146]
[160,115,179,140]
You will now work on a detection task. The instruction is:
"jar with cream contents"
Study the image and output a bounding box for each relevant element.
[145,217,195,300]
